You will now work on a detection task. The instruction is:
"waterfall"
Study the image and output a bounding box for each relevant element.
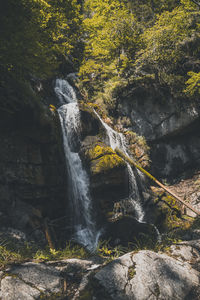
[94,110,145,222]
[55,79,100,252]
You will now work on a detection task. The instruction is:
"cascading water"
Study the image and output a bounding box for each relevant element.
[94,111,162,241]
[55,79,100,252]
[93,111,145,222]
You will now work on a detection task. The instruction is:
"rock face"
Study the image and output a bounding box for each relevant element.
[103,216,157,247]
[1,244,200,300]
[0,104,68,245]
[94,250,200,300]
[79,106,129,223]
[151,133,200,179]
[117,84,200,179]
[81,141,127,220]
[170,239,200,266]
[0,258,101,300]
[119,93,200,142]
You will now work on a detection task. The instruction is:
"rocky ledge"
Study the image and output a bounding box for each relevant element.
[1,235,200,300]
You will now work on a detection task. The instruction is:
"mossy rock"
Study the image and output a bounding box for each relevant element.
[86,144,126,175]
[154,191,192,232]
[91,153,125,175]
[86,144,115,161]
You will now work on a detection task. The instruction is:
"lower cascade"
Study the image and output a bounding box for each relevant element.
[94,110,145,222]
[55,79,100,251]
[55,78,155,251]
[94,112,162,241]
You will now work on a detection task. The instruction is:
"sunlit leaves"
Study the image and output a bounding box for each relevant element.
[185,72,200,95]
[80,0,140,87]
[135,3,200,92]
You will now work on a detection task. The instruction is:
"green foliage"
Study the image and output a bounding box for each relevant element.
[0,246,22,268]
[95,77,128,111]
[126,0,180,24]
[97,240,128,261]
[0,240,88,269]
[0,239,36,269]
[34,242,89,260]
[79,0,140,99]
[135,3,200,93]
[153,190,193,233]
[96,234,186,262]
[184,71,200,96]
[0,0,82,78]
[79,0,200,102]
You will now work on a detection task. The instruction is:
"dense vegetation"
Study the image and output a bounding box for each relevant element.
[0,0,199,110]
[79,0,200,107]
[0,0,200,269]
[0,0,82,112]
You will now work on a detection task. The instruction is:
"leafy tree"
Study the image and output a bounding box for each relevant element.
[185,72,200,96]
[0,0,82,78]
[125,0,180,25]
[79,0,140,96]
[135,1,200,94]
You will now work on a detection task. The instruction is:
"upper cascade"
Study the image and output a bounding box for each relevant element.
[55,78,100,252]
[54,78,77,104]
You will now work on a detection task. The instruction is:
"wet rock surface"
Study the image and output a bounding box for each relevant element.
[103,216,157,247]
[0,106,67,245]
[80,140,128,223]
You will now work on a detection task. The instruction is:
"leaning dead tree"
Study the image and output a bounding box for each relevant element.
[116,148,200,216]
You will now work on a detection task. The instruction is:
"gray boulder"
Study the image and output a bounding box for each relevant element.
[0,276,41,300]
[94,250,200,300]
[0,258,101,300]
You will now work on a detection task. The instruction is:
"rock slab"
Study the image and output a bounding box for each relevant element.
[94,250,200,300]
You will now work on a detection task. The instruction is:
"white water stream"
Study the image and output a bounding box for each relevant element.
[93,111,145,222]
[94,112,162,241]
[55,79,100,251]
[55,78,160,249]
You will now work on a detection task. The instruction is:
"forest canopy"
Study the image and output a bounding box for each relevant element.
[79,0,200,102]
[0,0,199,106]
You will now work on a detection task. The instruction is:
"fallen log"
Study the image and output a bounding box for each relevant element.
[116,148,200,216]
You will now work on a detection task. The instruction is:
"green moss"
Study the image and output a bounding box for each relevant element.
[162,195,180,211]
[86,145,115,161]
[85,144,126,174]
[92,153,125,174]
[128,265,136,279]
[154,192,192,232]
[79,290,93,300]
